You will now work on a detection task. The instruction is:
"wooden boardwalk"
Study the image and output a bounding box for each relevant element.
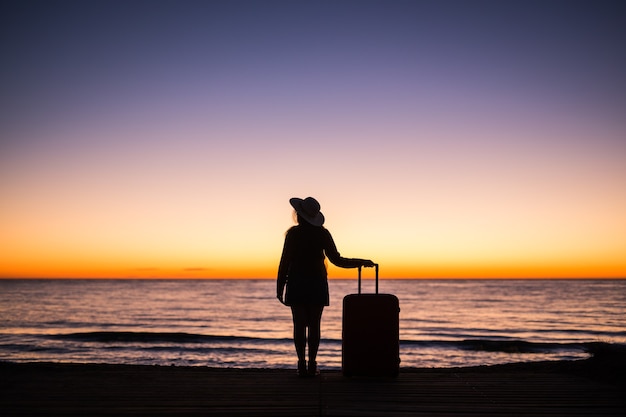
[1,361,624,416]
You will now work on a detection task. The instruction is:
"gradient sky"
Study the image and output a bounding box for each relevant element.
[1,0,625,279]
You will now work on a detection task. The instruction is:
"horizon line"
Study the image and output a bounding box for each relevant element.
[1,277,624,280]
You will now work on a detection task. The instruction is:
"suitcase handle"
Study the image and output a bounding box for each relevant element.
[357,263,379,294]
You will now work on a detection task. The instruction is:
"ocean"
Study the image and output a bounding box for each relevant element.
[1,279,624,370]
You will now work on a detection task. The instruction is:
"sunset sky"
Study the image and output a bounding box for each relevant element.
[1,0,625,279]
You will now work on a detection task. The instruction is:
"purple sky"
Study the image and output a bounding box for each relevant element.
[1,0,625,278]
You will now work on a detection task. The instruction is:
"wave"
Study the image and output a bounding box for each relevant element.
[48,331,623,356]
[400,339,593,354]
[51,331,288,344]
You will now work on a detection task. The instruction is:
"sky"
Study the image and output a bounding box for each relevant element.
[1,0,625,279]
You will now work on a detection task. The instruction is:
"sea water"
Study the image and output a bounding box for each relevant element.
[0,279,624,369]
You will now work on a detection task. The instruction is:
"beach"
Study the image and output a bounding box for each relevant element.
[2,280,624,415]
[2,353,624,417]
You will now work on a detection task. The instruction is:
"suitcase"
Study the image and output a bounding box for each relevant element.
[342,264,400,377]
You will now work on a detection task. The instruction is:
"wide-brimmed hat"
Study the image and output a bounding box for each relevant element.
[289,197,325,226]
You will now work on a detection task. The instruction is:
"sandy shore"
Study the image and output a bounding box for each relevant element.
[2,354,624,416]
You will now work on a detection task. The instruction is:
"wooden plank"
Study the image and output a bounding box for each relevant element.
[1,362,624,416]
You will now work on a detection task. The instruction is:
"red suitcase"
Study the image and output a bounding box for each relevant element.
[342,264,400,377]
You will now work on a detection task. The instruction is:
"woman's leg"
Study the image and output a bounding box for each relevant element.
[306,305,324,369]
[290,306,307,366]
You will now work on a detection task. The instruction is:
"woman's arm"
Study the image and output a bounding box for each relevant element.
[323,229,374,268]
[276,230,292,302]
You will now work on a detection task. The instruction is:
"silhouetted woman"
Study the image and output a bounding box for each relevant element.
[277,196,374,376]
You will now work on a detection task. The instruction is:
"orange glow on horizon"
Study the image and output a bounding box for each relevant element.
[2,200,624,279]
[1,256,624,279]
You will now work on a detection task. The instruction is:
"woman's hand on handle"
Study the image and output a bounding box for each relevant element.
[360,259,376,268]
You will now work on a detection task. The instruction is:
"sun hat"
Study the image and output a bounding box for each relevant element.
[289,197,325,226]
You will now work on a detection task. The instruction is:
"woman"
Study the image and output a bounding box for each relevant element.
[277,196,374,376]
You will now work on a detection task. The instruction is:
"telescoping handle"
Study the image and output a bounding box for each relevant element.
[357,263,379,294]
